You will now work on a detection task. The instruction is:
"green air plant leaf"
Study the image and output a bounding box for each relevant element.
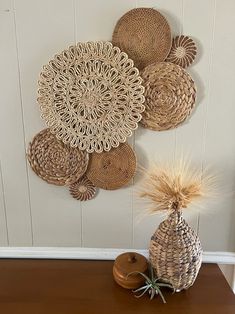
[127,265,174,303]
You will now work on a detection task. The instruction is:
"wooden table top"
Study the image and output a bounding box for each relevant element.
[0,259,234,314]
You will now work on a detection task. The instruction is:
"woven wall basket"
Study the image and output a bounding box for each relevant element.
[38,41,145,153]
[149,210,202,291]
[140,62,196,131]
[69,176,96,201]
[86,143,136,190]
[112,8,171,70]
[166,35,197,68]
[27,129,89,186]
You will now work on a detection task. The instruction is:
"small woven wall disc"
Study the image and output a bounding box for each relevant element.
[69,176,96,201]
[166,35,197,68]
[38,41,145,153]
[86,143,136,190]
[140,62,196,131]
[27,129,89,186]
[112,8,171,70]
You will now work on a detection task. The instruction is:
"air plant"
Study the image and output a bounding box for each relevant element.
[127,265,174,303]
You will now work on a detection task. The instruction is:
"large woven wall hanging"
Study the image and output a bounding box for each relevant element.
[86,143,136,190]
[140,62,196,131]
[27,129,89,186]
[166,35,197,68]
[38,41,145,153]
[112,8,171,70]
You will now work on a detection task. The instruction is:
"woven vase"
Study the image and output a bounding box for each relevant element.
[149,210,202,291]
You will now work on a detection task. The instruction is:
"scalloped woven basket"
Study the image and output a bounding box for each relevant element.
[38,41,145,153]
[149,210,202,291]
[112,8,171,70]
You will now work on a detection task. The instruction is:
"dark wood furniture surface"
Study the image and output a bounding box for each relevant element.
[0,259,234,314]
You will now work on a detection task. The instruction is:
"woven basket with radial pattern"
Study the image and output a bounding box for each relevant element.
[69,176,96,201]
[38,41,145,153]
[86,143,136,190]
[140,62,196,131]
[27,129,89,186]
[166,35,197,68]
[149,210,202,291]
[112,8,171,70]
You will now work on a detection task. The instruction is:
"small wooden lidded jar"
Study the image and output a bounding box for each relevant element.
[113,252,148,289]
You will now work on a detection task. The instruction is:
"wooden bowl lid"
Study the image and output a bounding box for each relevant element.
[114,252,148,276]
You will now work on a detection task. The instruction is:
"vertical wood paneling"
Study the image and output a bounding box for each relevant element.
[0,0,234,252]
[133,0,183,249]
[75,0,136,248]
[13,0,82,246]
[199,0,235,252]
[0,162,8,245]
[175,0,216,233]
[0,0,32,245]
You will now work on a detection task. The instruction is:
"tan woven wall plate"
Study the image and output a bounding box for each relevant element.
[27,129,89,186]
[38,41,145,153]
[86,143,136,190]
[69,176,96,201]
[140,62,196,131]
[112,8,172,70]
[166,35,197,68]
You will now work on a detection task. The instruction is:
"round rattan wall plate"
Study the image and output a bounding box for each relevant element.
[140,62,196,131]
[166,35,197,68]
[27,129,89,186]
[38,41,145,153]
[86,143,136,190]
[69,176,96,201]
[112,8,171,70]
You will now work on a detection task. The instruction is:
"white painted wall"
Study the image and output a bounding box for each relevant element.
[1,0,235,259]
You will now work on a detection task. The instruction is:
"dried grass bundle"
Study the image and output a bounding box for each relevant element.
[140,159,215,214]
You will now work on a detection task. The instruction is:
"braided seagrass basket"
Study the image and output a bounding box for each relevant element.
[149,207,202,291]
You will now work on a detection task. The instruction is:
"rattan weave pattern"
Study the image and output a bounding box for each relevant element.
[27,129,89,186]
[112,8,171,70]
[38,41,145,153]
[140,62,196,131]
[69,176,96,201]
[86,143,136,190]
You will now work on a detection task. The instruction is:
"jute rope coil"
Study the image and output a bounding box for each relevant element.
[27,129,89,186]
[140,62,196,131]
[38,41,145,153]
[149,210,202,291]
[166,35,197,68]
[112,8,171,70]
[69,176,96,201]
[86,143,136,190]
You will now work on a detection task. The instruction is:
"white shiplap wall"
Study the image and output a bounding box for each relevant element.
[1,0,235,254]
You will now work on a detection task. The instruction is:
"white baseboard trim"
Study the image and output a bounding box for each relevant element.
[0,247,234,264]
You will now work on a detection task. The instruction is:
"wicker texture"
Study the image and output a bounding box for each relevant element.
[112,8,171,70]
[140,62,196,131]
[69,176,96,201]
[149,210,202,291]
[38,41,145,153]
[86,143,136,190]
[166,35,197,68]
[27,129,89,186]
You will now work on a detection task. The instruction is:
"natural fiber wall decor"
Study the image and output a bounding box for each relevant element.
[69,176,96,201]
[27,129,89,186]
[112,8,171,70]
[140,62,196,131]
[38,41,145,153]
[86,143,136,190]
[166,35,197,68]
